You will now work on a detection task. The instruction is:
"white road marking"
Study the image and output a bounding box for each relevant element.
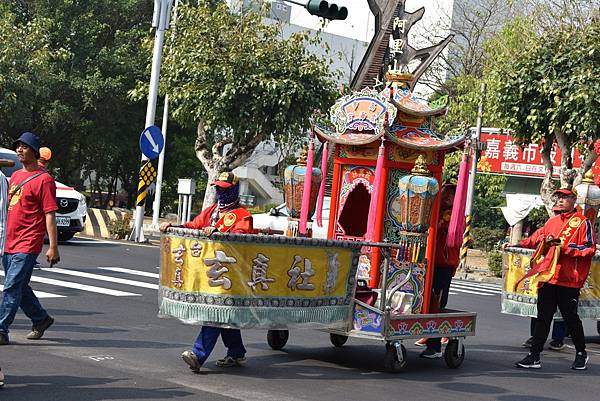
[98,267,160,279]
[0,284,65,299]
[70,237,156,248]
[450,283,502,294]
[45,268,158,290]
[0,271,140,297]
[453,280,502,290]
[447,286,494,296]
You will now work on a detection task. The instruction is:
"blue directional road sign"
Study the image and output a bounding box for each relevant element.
[139,125,164,159]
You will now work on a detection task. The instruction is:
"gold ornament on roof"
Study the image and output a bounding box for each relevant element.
[296,147,308,166]
[410,155,431,176]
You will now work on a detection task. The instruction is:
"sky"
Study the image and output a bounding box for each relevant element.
[226,1,448,43]
[285,0,375,42]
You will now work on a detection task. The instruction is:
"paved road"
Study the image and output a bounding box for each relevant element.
[1,237,599,401]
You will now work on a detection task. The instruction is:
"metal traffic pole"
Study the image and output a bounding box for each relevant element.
[458,83,486,271]
[152,0,181,228]
[131,0,174,242]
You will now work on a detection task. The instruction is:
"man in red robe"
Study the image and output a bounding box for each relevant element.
[515,187,595,370]
[160,172,253,372]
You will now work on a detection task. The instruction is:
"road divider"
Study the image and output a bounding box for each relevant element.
[84,208,129,239]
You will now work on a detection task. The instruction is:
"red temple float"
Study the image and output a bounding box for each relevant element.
[311,71,466,313]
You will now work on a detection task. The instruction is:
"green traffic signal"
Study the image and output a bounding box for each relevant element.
[306,0,348,21]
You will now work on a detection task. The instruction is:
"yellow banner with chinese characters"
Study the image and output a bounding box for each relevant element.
[501,248,600,319]
[159,230,361,328]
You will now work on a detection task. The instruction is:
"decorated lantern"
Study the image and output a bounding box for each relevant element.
[397,155,440,233]
[283,147,322,237]
[575,169,600,230]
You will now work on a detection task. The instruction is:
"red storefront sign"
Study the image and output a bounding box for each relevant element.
[477,132,599,178]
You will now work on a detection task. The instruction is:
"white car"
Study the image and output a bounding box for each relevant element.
[252,197,330,239]
[0,147,87,241]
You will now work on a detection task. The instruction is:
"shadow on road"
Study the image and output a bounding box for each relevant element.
[1,375,195,401]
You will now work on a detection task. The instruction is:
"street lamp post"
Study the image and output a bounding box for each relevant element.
[131,0,174,242]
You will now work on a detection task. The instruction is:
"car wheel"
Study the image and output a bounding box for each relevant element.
[57,231,75,242]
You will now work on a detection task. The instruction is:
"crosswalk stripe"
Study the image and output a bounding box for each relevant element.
[450,283,501,294]
[0,284,65,299]
[98,267,160,279]
[448,286,494,296]
[453,280,501,290]
[0,271,140,297]
[44,268,158,290]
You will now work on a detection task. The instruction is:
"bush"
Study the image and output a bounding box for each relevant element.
[472,227,506,253]
[487,251,503,278]
[247,203,280,214]
[108,213,131,240]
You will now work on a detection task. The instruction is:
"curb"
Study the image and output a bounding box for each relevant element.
[454,271,502,285]
[84,208,129,239]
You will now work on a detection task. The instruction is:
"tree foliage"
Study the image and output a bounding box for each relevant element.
[142,2,338,206]
[491,15,600,202]
[0,0,153,208]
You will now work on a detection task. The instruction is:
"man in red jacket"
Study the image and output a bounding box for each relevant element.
[515,187,595,370]
[160,172,253,373]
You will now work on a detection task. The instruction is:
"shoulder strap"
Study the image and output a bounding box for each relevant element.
[9,170,48,198]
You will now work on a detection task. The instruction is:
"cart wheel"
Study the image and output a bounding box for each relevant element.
[384,342,407,373]
[267,330,289,350]
[444,339,465,369]
[597,320,600,336]
[329,333,348,348]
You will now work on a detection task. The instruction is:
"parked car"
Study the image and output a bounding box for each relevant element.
[252,197,330,239]
[0,147,87,241]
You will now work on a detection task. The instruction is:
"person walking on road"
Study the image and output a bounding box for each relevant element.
[0,132,60,346]
[522,318,567,351]
[514,187,595,370]
[160,172,252,373]
[417,183,459,358]
[0,159,9,384]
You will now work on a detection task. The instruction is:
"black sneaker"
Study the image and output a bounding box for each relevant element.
[571,351,588,370]
[419,347,442,359]
[548,339,565,351]
[515,353,541,369]
[0,333,9,346]
[26,316,54,340]
[522,336,534,348]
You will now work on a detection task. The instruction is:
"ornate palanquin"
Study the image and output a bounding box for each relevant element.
[159,229,361,328]
[502,247,600,319]
[312,80,465,314]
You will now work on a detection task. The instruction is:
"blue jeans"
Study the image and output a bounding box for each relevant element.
[192,326,246,364]
[0,253,48,336]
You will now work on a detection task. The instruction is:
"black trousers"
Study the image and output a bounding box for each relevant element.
[531,283,585,355]
[425,267,454,351]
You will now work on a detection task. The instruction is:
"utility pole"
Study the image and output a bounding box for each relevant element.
[131,0,174,242]
[152,0,181,228]
[458,83,486,271]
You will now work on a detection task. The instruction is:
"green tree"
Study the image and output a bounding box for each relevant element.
[489,15,600,205]
[0,5,61,144]
[146,2,338,207]
[1,1,153,208]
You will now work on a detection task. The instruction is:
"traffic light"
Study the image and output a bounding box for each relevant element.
[306,0,348,21]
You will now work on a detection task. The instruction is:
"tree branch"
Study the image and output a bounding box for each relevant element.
[539,134,556,214]
[555,131,575,187]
